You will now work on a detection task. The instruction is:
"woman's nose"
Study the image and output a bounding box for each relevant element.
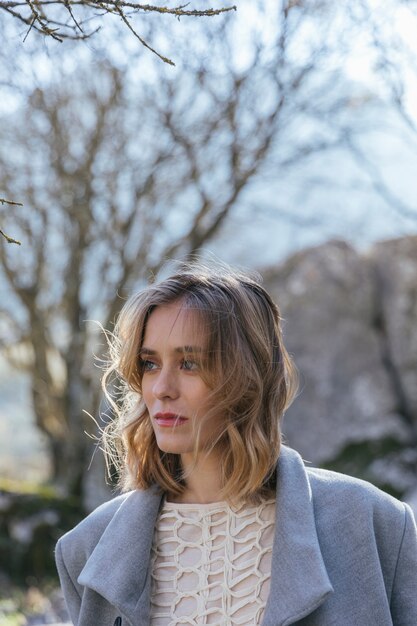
[153,367,179,399]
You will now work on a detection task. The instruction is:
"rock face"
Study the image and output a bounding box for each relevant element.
[371,237,417,426]
[264,236,417,507]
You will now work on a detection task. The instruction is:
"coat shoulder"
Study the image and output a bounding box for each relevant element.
[305,464,409,531]
[57,491,134,558]
[302,461,417,624]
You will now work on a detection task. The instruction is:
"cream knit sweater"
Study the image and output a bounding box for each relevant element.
[150,498,276,625]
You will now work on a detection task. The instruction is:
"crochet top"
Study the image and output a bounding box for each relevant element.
[150,497,276,625]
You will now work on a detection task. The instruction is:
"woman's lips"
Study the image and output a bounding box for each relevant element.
[154,412,188,427]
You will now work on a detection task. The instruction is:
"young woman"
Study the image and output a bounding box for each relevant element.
[56,262,417,626]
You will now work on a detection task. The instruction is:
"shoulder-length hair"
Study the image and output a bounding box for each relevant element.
[102,261,298,504]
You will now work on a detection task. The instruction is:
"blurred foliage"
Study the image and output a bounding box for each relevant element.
[0,483,83,585]
[322,438,406,499]
[0,583,68,625]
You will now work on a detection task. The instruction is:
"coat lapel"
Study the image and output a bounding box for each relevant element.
[78,483,163,625]
[262,446,333,625]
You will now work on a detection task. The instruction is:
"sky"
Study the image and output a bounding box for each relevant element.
[212,117,417,267]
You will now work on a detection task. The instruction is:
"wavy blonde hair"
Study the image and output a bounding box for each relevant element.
[102,261,298,504]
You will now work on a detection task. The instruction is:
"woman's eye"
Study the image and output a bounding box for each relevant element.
[140,359,157,372]
[182,359,198,371]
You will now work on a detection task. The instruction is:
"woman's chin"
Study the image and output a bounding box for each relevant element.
[155,436,192,456]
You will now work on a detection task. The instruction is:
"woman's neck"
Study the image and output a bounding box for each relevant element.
[169,452,224,504]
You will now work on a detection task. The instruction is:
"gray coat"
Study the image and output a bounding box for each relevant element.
[55,446,417,625]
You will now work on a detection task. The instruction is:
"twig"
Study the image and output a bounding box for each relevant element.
[3,3,98,38]
[64,0,84,32]
[0,229,21,244]
[23,13,36,40]
[0,199,23,244]
[25,0,64,41]
[0,198,24,206]
[3,0,237,15]
[3,0,236,60]
[115,4,175,65]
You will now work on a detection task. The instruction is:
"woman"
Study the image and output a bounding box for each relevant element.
[56,262,417,625]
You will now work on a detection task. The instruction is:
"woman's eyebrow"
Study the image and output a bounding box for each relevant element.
[139,347,157,356]
[139,346,202,356]
[175,345,202,354]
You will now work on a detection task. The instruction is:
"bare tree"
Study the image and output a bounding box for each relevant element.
[0,0,395,505]
[0,3,236,238]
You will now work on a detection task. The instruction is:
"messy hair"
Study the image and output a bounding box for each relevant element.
[102,261,298,504]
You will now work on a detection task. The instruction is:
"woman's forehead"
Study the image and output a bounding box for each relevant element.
[143,303,207,347]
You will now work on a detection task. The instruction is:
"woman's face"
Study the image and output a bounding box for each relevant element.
[140,302,224,461]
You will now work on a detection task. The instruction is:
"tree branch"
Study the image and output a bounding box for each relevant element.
[115,4,175,66]
[0,198,23,244]
[0,228,21,244]
[1,0,236,62]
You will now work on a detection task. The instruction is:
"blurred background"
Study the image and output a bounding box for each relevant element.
[1,0,417,623]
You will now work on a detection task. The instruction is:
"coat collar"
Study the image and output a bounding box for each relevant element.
[261,446,333,625]
[78,446,333,625]
[78,483,163,624]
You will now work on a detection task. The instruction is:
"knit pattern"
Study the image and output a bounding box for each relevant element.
[150,498,275,625]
